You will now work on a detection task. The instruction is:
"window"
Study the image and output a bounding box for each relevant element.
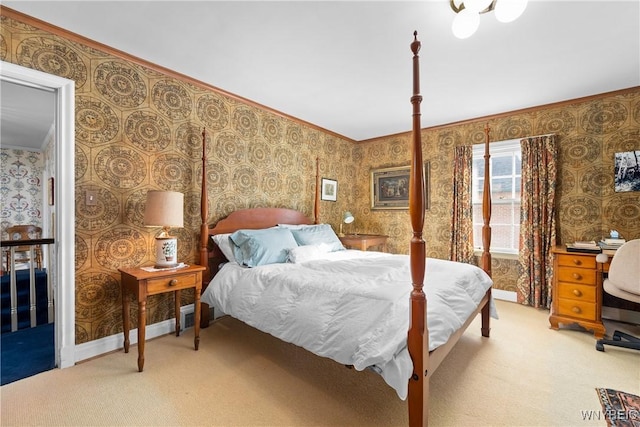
[472,139,521,254]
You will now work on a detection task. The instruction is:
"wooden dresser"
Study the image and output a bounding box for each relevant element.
[549,246,610,338]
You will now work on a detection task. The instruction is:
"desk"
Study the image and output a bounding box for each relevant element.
[119,264,205,372]
[339,234,388,252]
[549,247,611,338]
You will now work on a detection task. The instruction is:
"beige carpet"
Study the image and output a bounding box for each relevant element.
[1,300,639,426]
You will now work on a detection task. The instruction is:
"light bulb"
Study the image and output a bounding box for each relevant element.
[464,0,494,13]
[452,9,480,39]
[494,0,528,23]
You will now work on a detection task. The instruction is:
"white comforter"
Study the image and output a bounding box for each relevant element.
[201,250,494,399]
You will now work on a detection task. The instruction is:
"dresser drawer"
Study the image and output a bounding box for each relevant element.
[556,267,597,285]
[557,282,596,302]
[556,253,596,269]
[557,299,596,321]
[147,273,198,294]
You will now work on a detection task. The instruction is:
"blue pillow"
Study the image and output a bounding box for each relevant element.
[290,224,344,252]
[229,228,299,267]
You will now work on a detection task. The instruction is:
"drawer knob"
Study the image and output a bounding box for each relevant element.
[572,273,582,280]
[572,306,581,314]
[572,289,582,297]
[572,259,582,266]
[169,279,178,287]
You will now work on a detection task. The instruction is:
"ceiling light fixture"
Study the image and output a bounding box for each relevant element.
[450,0,528,39]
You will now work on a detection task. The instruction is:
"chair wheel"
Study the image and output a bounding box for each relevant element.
[596,342,605,352]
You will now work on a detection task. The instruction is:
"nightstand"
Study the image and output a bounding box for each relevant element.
[119,264,206,372]
[339,234,389,252]
[549,247,610,338]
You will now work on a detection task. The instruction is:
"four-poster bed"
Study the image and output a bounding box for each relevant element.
[197,32,493,427]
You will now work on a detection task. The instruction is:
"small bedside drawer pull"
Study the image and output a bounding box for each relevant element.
[572,273,582,280]
[168,279,178,287]
[572,289,582,297]
[572,306,581,314]
[572,259,582,266]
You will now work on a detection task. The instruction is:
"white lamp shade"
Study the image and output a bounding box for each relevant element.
[452,9,480,39]
[494,0,528,23]
[143,191,184,230]
[343,211,355,224]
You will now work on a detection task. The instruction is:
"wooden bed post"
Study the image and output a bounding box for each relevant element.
[407,31,428,427]
[314,157,320,224]
[199,128,210,278]
[199,128,212,327]
[481,124,492,337]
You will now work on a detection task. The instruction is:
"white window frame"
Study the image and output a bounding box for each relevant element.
[472,138,521,256]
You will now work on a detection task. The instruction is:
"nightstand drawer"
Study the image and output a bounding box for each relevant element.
[557,299,596,321]
[556,254,596,269]
[147,273,198,294]
[556,267,596,285]
[557,282,596,302]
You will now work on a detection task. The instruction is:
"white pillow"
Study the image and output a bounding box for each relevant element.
[211,233,235,262]
[288,243,332,263]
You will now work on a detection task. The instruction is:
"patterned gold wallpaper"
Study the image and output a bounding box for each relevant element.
[2,10,639,343]
[1,13,354,343]
[353,91,640,292]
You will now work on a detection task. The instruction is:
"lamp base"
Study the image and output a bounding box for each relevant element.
[154,236,178,268]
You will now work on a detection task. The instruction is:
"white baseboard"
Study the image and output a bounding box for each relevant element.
[74,304,195,364]
[492,289,517,302]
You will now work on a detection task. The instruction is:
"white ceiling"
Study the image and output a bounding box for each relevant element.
[2,0,639,143]
[1,80,55,151]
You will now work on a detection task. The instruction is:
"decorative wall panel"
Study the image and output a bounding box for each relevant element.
[0,149,44,238]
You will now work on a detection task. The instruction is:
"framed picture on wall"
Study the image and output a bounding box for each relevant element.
[371,163,430,210]
[48,177,54,205]
[614,151,640,192]
[321,178,337,201]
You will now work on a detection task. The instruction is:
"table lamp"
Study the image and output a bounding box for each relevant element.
[340,211,354,236]
[143,190,184,268]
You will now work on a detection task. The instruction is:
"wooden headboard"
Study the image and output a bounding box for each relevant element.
[198,140,321,284]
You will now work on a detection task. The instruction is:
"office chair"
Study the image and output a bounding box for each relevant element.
[595,239,640,352]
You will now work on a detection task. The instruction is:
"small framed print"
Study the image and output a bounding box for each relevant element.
[321,178,337,202]
[371,163,430,210]
[614,150,640,192]
[48,177,55,205]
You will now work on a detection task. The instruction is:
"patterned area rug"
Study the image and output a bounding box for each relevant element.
[596,388,640,427]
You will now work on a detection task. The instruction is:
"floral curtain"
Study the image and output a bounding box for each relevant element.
[517,135,558,308]
[450,145,475,263]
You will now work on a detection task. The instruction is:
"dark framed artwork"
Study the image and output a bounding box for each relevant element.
[321,178,337,201]
[614,151,640,192]
[371,163,430,210]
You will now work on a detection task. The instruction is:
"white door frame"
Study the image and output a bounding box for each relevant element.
[1,61,76,368]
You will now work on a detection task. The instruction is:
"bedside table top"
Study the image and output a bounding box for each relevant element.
[119,263,205,280]
[339,234,389,252]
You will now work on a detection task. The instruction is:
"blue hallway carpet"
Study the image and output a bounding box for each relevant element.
[1,322,55,385]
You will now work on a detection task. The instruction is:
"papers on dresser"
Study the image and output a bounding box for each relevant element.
[566,241,601,253]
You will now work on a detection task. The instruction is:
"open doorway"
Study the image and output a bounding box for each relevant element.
[1,61,76,373]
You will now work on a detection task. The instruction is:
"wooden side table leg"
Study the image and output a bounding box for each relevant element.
[174,289,181,337]
[137,299,146,372]
[194,287,201,351]
[122,292,130,353]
